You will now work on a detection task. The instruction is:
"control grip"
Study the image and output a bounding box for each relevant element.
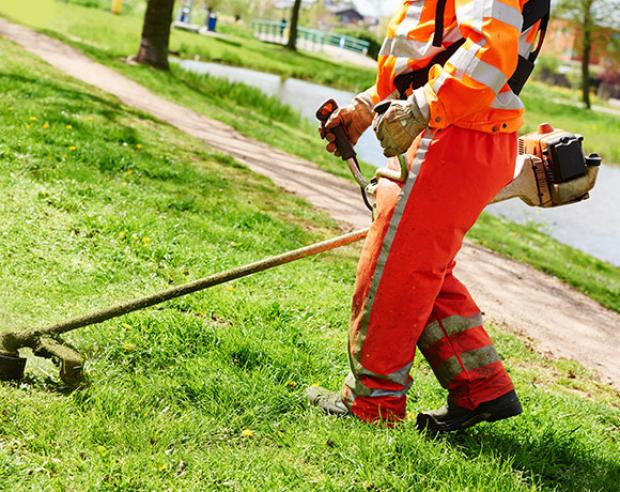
[316,99,356,160]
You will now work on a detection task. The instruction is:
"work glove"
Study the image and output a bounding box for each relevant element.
[373,90,430,157]
[319,88,374,156]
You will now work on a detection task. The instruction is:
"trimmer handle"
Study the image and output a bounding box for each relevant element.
[316,99,356,161]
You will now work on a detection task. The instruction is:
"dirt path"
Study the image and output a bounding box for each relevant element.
[1,19,618,390]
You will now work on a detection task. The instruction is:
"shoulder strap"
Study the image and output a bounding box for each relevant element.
[433,0,448,47]
[521,0,551,32]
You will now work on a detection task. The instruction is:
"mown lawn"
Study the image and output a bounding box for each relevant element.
[2,0,619,313]
[0,37,619,491]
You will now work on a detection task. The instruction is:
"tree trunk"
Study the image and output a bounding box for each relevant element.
[581,0,593,109]
[134,0,176,70]
[286,0,302,51]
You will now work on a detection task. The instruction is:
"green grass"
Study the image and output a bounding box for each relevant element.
[1,36,619,492]
[1,0,619,315]
[522,82,620,164]
[0,0,618,316]
[0,0,375,92]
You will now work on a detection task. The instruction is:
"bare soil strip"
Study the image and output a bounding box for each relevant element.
[1,19,618,389]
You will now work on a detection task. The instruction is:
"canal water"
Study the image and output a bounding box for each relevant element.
[177,59,620,266]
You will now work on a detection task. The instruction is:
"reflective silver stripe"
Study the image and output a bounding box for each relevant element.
[433,345,501,386]
[491,91,524,110]
[357,361,413,387]
[352,131,435,366]
[461,345,501,371]
[418,313,484,351]
[379,37,393,57]
[432,70,450,94]
[434,357,464,386]
[492,1,523,31]
[396,1,426,38]
[450,43,507,93]
[394,57,411,76]
[456,0,522,33]
[343,371,411,400]
[519,27,535,57]
[379,36,445,61]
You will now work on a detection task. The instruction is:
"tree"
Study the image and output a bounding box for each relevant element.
[286,0,302,51]
[556,0,620,108]
[134,0,176,70]
[205,0,222,14]
[228,0,250,21]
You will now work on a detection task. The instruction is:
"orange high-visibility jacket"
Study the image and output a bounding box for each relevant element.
[374,0,541,133]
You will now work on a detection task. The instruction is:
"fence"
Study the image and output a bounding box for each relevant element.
[252,20,370,56]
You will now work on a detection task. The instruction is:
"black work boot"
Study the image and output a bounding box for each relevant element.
[305,386,350,416]
[416,390,522,434]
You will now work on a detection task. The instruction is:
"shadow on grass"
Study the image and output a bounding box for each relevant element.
[0,71,160,125]
[447,427,620,491]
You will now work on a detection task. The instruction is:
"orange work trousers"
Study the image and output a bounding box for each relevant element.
[342,126,517,422]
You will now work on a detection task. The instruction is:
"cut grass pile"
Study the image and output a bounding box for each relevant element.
[1,36,620,491]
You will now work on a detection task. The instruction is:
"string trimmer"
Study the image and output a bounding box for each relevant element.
[0,101,600,385]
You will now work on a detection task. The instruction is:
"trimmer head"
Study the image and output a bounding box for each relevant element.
[0,352,27,381]
[0,333,84,386]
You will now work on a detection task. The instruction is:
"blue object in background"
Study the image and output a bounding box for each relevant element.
[207,13,217,32]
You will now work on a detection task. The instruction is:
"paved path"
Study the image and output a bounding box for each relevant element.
[1,18,618,390]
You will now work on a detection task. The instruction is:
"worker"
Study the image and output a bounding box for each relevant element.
[309,0,550,433]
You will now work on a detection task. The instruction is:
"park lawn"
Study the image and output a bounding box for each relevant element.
[2,0,620,164]
[1,36,619,492]
[2,4,619,315]
[0,0,376,92]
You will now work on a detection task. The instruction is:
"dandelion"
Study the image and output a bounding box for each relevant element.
[24,124,31,129]
[29,116,38,122]
[286,381,297,389]
[225,285,235,292]
[135,143,143,150]
[122,342,136,352]
[310,383,321,388]
[68,145,77,151]
[159,464,168,472]
[142,236,151,246]
[241,429,254,438]
[66,124,72,129]
[42,122,50,129]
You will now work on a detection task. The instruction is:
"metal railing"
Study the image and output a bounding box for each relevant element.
[252,20,370,55]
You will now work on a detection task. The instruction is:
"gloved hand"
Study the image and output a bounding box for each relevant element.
[319,88,374,156]
[373,90,429,157]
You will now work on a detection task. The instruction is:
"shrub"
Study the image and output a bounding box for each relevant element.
[333,27,382,60]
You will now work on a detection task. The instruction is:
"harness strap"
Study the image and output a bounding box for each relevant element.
[433,0,448,47]
[522,0,551,32]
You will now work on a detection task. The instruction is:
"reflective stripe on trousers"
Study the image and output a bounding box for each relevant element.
[341,126,517,422]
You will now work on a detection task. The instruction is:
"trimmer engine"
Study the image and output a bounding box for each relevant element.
[493,123,601,207]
